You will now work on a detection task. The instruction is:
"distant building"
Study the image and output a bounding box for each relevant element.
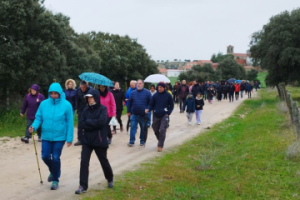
[227,45,253,66]
[183,62,198,71]
[158,68,167,76]
[167,69,184,77]
[197,60,213,66]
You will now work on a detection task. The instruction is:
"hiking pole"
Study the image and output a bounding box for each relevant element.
[31,132,43,184]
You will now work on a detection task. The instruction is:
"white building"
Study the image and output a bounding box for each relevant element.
[167,69,184,77]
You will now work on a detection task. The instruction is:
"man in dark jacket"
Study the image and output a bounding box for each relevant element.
[111,82,125,132]
[177,80,189,113]
[216,84,223,101]
[75,81,92,146]
[127,79,152,146]
[228,83,235,102]
[75,89,114,194]
[149,82,174,152]
[223,82,229,100]
[240,82,246,98]
[191,81,204,98]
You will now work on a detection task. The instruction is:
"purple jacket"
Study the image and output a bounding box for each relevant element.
[21,84,45,119]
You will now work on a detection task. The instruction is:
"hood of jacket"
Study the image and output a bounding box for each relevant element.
[65,79,76,90]
[85,89,101,106]
[187,93,194,99]
[31,84,40,92]
[48,83,66,103]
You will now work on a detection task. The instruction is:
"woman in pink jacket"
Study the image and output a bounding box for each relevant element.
[99,85,116,145]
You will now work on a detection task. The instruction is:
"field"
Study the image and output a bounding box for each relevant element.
[84,89,300,199]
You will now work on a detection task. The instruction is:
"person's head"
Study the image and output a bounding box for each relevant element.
[182,80,186,85]
[196,93,201,98]
[50,92,60,99]
[188,93,193,98]
[175,82,178,86]
[166,85,170,91]
[136,79,144,90]
[150,84,155,92]
[157,82,166,93]
[193,81,197,85]
[80,81,88,92]
[130,80,136,89]
[29,84,40,95]
[99,85,107,92]
[85,93,96,105]
[87,96,96,105]
[114,82,120,90]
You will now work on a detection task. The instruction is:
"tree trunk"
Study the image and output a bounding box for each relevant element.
[276,85,281,99]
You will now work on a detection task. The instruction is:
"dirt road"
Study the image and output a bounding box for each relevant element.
[0,95,253,200]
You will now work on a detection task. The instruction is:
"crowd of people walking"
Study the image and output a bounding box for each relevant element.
[19,77,259,193]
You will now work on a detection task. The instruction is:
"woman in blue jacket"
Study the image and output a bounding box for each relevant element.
[183,93,195,125]
[29,83,74,190]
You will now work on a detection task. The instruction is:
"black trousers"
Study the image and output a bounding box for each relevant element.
[107,117,112,139]
[152,115,169,148]
[223,92,228,100]
[113,110,123,131]
[77,113,83,141]
[179,96,187,111]
[80,145,113,190]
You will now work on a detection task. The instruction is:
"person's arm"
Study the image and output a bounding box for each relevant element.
[20,96,28,116]
[183,99,187,111]
[127,92,133,114]
[75,90,80,114]
[167,94,174,115]
[31,103,43,131]
[110,93,116,117]
[65,103,74,145]
[148,93,155,112]
[85,106,108,129]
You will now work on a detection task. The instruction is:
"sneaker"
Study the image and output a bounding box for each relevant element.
[198,123,201,125]
[127,143,134,147]
[38,137,42,142]
[74,141,82,146]
[21,137,29,144]
[75,186,86,194]
[108,181,114,188]
[157,147,163,152]
[188,122,192,125]
[48,173,53,182]
[107,138,112,145]
[140,143,145,147]
[51,181,59,190]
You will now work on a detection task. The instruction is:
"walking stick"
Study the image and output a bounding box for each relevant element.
[32,133,43,184]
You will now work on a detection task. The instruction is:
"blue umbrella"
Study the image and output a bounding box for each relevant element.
[79,72,113,87]
[235,80,242,83]
[227,78,236,84]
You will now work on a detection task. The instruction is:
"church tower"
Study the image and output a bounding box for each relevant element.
[227,45,234,54]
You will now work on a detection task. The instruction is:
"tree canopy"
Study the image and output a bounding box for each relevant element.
[178,63,220,82]
[216,57,246,80]
[249,8,300,86]
[211,52,234,63]
[0,0,157,108]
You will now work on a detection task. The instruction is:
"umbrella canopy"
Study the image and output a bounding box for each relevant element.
[235,80,242,83]
[144,74,170,83]
[227,78,236,84]
[79,72,113,87]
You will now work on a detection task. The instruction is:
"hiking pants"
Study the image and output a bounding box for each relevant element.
[186,112,194,123]
[129,114,145,145]
[113,110,123,131]
[25,118,41,138]
[106,117,112,139]
[41,140,65,182]
[152,115,169,148]
[80,145,113,190]
[179,96,187,111]
[195,110,202,124]
[235,92,239,100]
[248,91,252,98]
[229,93,234,102]
[240,91,244,98]
[223,92,228,100]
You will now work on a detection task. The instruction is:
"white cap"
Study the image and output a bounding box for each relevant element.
[84,94,93,98]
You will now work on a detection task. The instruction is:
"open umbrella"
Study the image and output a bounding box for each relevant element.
[79,72,113,87]
[144,74,170,83]
[227,78,236,84]
[235,80,242,83]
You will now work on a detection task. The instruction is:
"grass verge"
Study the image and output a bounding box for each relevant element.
[83,88,300,200]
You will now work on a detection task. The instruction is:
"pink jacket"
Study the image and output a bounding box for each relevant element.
[100,92,116,117]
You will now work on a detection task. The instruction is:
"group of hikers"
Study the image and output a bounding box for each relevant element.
[19,77,259,194]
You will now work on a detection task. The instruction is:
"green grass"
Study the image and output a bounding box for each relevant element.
[286,86,300,105]
[0,109,27,137]
[257,72,268,88]
[168,77,179,85]
[83,89,300,200]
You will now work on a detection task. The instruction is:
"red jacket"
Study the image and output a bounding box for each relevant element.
[234,84,240,92]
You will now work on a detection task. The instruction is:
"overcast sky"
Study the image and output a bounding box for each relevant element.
[44,0,299,61]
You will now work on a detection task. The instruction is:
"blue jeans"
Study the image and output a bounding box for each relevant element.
[129,114,145,145]
[147,112,151,126]
[204,91,207,100]
[41,140,65,182]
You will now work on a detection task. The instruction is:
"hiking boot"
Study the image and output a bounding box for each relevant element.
[75,186,86,194]
[108,181,114,188]
[48,173,53,182]
[140,143,145,147]
[74,141,82,146]
[157,147,163,152]
[51,181,59,190]
[120,125,123,132]
[21,137,29,144]
[107,138,112,145]
[127,143,134,147]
